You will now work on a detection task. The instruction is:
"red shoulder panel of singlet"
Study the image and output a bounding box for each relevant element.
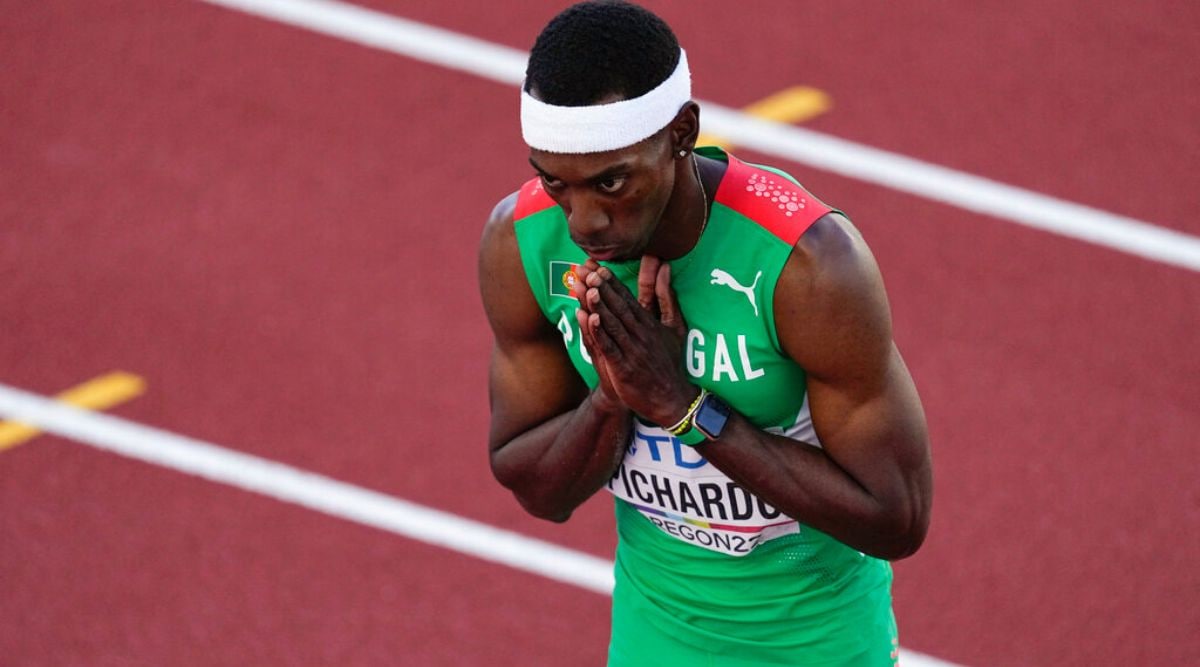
[714,155,832,245]
[513,177,557,221]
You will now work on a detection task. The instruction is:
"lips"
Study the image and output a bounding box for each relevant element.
[585,248,620,261]
[578,243,623,261]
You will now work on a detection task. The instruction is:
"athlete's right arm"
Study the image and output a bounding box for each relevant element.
[477,193,633,522]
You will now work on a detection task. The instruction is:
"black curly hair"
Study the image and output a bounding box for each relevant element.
[525,1,681,107]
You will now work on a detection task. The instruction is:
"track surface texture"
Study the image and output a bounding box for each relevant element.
[2,1,1198,665]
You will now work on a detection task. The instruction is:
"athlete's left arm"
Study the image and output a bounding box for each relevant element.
[699,213,933,560]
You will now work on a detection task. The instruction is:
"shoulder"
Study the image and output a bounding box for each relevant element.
[481,190,519,250]
[775,212,894,382]
[481,172,557,228]
[480,176,561,250]
[479,188,551,345]
[714,153,833,246]
[788,212,883,291]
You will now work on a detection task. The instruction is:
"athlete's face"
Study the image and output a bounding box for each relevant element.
[529,131,677,262]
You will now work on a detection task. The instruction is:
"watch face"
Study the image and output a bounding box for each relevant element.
[694,393,731,440]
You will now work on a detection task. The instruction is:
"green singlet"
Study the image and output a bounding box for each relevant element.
[512,147,898,666]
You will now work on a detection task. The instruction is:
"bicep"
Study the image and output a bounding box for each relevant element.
[487,333,588,451]
[777,214,930,493]
[479,194,588,451]
[804,349,929,497]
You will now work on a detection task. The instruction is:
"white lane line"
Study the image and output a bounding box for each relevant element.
[0,382,613,596]
[201,0,528,85]
[0,381,963,667]
[196,0,1200,274]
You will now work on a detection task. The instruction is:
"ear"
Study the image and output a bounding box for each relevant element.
[668,102,701,157]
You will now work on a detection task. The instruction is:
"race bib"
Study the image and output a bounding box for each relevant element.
[606,420,799,556]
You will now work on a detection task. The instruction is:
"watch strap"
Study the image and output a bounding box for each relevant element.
[675,424,707,446]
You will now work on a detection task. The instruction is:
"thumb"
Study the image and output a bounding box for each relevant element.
[655,263,686,335]
[637,255,662,311]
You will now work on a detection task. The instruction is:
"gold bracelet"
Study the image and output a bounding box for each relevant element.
[666,388,708,435]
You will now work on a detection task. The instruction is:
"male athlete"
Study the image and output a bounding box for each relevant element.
[478,2,933,664]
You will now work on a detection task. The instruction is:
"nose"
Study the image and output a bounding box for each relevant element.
[564,193,610,240]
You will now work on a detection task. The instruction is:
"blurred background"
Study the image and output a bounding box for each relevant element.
[2,1,1198,665]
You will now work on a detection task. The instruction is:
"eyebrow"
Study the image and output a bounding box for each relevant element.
[528,157,634,185]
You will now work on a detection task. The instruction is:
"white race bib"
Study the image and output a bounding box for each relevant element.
[606,421,799,556]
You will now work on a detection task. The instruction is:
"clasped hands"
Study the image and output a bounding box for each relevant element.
[573,256,698,427]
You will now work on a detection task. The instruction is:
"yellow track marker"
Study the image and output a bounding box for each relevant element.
[697,85,832,151]
[0,371,146,451]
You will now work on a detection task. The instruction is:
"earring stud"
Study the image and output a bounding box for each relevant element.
[678,149,687,157]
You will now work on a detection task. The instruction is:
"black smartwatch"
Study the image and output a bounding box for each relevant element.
[692,391,732,441]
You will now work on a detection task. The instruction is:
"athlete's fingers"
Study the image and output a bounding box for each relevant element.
[588,311,624,361]
[655,263,687,336]
[589,285,636,351]
[578,306,611,363]
[594,267,654,334]
[577,308,620,398]
[577,307,608,368]
[574,260,598,307]
[636,255,662,312]
[595,278,645,338]
[589,266,636,304]
[575,307,593,346]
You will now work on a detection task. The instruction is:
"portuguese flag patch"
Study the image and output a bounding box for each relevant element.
[549,261,580,299]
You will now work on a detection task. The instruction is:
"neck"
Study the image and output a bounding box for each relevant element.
[646,154,713,260]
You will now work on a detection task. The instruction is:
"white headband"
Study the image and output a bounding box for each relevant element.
[521,49,691,154]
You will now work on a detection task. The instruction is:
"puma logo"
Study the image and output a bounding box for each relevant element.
[710,269,762,316]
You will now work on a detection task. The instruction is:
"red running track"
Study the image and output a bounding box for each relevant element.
[2,1,1198,665]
